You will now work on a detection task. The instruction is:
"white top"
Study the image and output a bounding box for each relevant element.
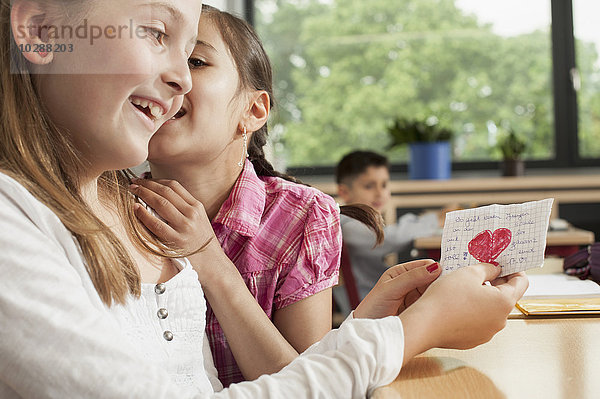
[110,259,221,395]
[0,172,405,398]
[341,213,439,300]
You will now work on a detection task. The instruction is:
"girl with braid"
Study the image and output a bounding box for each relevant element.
[143,4,383,386]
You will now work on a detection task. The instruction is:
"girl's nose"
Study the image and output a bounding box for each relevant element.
[162,52,192,95]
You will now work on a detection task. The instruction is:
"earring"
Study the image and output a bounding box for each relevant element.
[238,127,249,168]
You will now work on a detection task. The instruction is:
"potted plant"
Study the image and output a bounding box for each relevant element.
[387,117,453,180]
[497,128,527,176]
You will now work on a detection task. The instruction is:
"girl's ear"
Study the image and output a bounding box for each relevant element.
[11,0,55,65]
[240,90,270,134]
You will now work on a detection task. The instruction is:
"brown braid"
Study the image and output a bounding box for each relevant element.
[246,125,304,184]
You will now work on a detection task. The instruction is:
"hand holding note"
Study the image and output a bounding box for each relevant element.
[440,199,554,277]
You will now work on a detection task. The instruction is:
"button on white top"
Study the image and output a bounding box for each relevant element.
[154,283,166,295]
[157,308,168,319]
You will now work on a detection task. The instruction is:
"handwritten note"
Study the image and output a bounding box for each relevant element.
[440,198,554,277]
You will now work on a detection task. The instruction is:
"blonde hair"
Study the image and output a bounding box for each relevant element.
[1,0,191,306]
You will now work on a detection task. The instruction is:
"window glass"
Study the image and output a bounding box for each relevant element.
[573,0,600,159]
[255,0,554,168]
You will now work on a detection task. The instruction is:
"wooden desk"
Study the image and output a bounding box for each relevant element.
[374,317,600,399]
[414,228,595,258]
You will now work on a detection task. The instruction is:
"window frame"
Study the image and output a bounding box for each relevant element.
[248,0,596,176]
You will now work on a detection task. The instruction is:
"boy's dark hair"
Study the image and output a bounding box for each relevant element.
[335,151,390,185]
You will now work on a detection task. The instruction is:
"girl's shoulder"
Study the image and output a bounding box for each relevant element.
[0,170,26,193]
[261,174,337,212]
[0,171,72,239]
[0,171,41,208]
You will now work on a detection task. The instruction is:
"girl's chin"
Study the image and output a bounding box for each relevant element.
[147,137,183,163]
[117,149,149,170]
[146,150,172,165]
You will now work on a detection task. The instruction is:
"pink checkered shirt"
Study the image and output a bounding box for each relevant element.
[207,159,341,387]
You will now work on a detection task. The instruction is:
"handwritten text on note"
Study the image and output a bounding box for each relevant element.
[440,198,554,277]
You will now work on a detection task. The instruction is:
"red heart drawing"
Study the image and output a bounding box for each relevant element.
[468,228,512,266]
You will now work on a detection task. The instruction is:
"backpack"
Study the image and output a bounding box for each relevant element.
[563,243,600,282]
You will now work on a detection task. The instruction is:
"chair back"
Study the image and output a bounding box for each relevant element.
[340,242,361,309]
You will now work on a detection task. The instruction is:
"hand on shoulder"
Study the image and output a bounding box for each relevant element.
[128,178,238,285]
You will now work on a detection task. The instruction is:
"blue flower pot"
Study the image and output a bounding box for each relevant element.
[408,141,451,180]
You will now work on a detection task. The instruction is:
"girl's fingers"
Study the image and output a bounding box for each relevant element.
[130,183,186,226]
[416,283,430,296]
[467,263,502,284]
[403,289,422,309]
[132,179,201,219]
[152,179,199,206]
[134,203,178,242]
[490,276,508,286]
[385,259,437,280]
[494,272,529,302]
[400,259,437,271]
[383,263,441,302]
[132,179,191,213]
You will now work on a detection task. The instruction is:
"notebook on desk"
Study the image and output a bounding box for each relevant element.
[516,273,600,315]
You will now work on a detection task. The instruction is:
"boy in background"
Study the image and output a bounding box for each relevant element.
[335,150,441,304]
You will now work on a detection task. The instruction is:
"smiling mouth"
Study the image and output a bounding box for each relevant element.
[129,96,164,121]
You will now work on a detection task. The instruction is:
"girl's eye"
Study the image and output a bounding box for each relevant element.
[146,27,167,45]
[188,58,207,68]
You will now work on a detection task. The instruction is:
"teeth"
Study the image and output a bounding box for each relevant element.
[150,105,162,117]
[129,96,164,119]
